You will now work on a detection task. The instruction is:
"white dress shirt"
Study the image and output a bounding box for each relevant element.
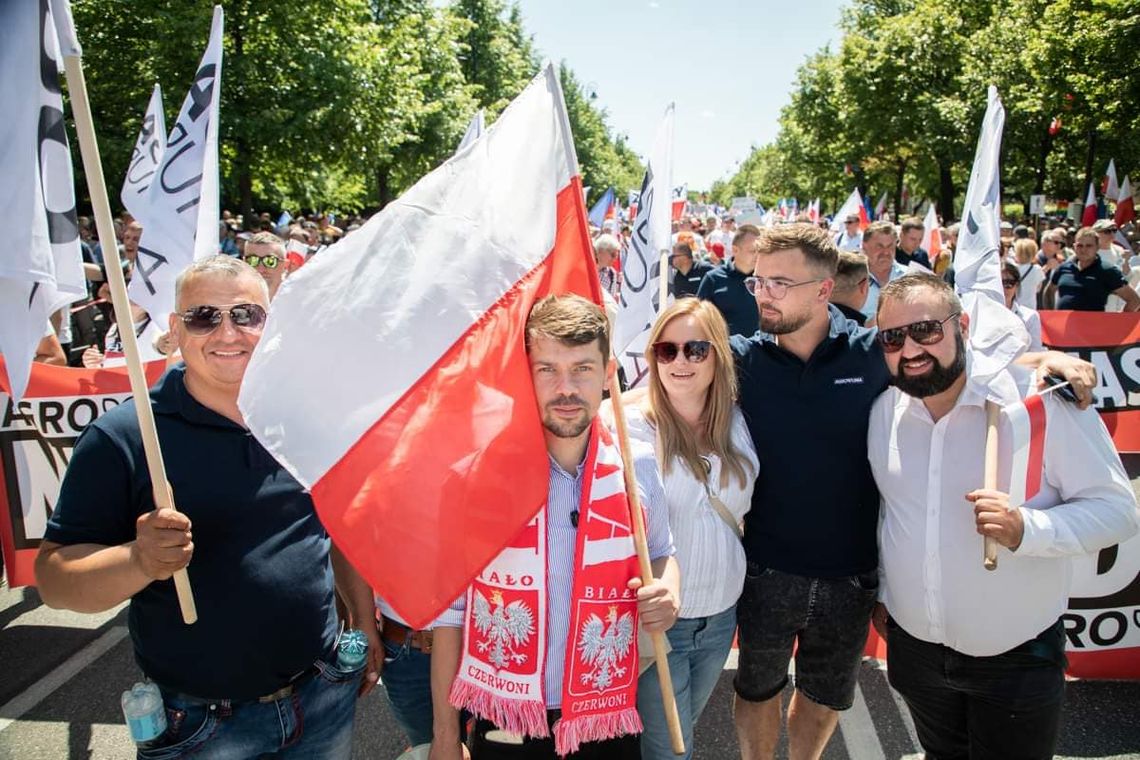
[869,368,1139,656]
[625,404,758,618]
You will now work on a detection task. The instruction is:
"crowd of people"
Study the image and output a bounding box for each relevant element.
[23,200,1140,760]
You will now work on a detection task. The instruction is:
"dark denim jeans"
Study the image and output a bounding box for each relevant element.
[136,657,361,759]
[735,563,877,710]
[381,637,434,747]
[886,617,1066,760]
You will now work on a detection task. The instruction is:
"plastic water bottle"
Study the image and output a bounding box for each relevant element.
[337,628,368,671]
[121,682,166,743]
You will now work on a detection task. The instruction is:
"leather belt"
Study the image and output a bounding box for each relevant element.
[257,666,317,703]
[381,615,434,654]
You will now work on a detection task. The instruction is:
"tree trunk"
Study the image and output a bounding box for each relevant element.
[852,164,867,200]
[938,160,955,222]
[893,158,907,220]
[377,164,392,208]
[238,163,253,228]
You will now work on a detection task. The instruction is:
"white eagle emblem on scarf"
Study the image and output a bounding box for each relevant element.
[577,605,635,690]
[473,588,535,668]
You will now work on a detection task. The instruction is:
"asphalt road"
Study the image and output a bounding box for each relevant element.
[3,458,1140,759]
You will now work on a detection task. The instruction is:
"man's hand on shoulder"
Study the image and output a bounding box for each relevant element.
[131,508,193,580]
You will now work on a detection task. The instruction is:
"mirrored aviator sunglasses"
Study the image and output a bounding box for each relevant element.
[180,303,268,336]
[651,340,712,364]
[244,254,281,269]
[876,313,959,354]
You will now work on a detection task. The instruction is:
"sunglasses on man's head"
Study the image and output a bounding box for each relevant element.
[652,340,712,364]
[179,303,267,337]
[244,254,282,269]
[876,313,959,354]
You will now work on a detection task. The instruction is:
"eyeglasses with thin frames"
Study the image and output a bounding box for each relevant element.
[744,276,823,300]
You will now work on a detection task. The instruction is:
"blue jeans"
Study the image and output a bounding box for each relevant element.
[136,658,361,759]
[381,638,434,747]
[637,605,737,760]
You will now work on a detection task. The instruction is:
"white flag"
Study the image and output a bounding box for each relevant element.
[0,0,86,400]
[616,103,674,388]
[829,188,864,233]
[120,84,167,221]
[456,109,485,152]
[954,86,1027,395]
[1104,158,1120,201]
[130,6,223,327]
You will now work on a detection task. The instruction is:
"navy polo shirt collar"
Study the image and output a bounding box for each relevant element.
[150,364,245,430]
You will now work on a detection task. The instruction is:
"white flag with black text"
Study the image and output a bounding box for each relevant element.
[615,103,674,388]
[130,6,223,327]
[0,0,86,400]
[120,84,167,221]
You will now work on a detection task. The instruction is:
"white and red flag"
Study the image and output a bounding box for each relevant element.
[829,188,866,233]
[1081,182,1098,227]
[1102,158,1120,201]
[1005,392,1047,510]
[671,184,687,221]
[239,64,602,629]
[921,203,942,261]
[1115,175,1134,227]
[874,191,888,220]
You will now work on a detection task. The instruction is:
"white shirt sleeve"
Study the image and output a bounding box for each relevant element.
[1015,395,1140,558]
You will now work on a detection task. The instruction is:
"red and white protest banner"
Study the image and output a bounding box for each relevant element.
[0,358,165,586]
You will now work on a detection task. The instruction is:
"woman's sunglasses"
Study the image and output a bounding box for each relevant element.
[876,313,959,354]
[179,303,268,336]
[651,340,712,364]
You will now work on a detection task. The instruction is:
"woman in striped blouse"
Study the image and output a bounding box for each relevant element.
[614,298,758,760]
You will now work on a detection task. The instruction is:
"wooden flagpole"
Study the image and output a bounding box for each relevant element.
[607,376,685,755]
[61,54,198,624]
[983,400,1000,571]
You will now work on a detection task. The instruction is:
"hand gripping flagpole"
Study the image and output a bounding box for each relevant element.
[983,400,1000,570]
[607,377,686,755]
[60,44,198,624]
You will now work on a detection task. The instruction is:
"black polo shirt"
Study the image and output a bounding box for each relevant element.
[1050,257,1127,311]
[672,261,714,299]
[45,365,338,701]
[731,305,889,577]
[895,246,931,269]
[697,263,760,337]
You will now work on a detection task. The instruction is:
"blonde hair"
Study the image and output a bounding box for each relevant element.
[643,299,752,488]
[1012,238,1038,264]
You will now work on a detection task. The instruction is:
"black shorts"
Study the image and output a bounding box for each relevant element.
[733,564,877,710]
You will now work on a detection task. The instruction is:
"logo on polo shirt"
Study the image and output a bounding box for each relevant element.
[834,377,864,385]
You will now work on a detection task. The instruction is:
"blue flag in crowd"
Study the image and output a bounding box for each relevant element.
[588,187,615,227]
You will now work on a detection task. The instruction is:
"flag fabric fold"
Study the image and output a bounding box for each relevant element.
[829,188,865,233]
[953,85,1028,401]
[239,64,601,629]
[120,84,167,220]
[0,0,86,401]
[1103,159,1120,201]
[129,6,223,327]
[456,108,485,152]
[1115,176,1134,227]
[921,203,942,262]
[1081,183,1098,227]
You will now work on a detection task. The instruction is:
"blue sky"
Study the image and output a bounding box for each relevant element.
[512,0,848,191]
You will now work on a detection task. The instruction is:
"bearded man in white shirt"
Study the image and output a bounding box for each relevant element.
[867,273,1139,760]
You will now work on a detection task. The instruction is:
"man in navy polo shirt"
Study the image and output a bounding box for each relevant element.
[670,242,713,298]
[697,223,761,336]
[1044,226,1139,312]
[729,224,1098,760]
[36,256,380,758]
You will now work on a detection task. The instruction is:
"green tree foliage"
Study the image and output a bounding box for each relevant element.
[67,0,641,217]
[723,0,1140,220]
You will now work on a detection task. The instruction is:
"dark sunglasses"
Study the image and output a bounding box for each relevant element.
[1002,278,1019,288]
[244,254,282,269]
[652,340,712,364]
[179,303,268,336]
[876,313,960,354]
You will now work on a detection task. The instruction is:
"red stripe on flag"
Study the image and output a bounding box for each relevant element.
[1025,393,1047,500]
[311,178,601,629]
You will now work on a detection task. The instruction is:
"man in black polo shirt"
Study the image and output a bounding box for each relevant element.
[895,216,932,269]
[730,224,1098,760]
[1044,226,1140,311]
[670,242,713,298]
[697,223,761,336]
[36,256,380,758]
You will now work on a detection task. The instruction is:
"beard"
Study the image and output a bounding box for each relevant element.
[541,395,592,438]
[891,330,967,398]
[759,303,813,335]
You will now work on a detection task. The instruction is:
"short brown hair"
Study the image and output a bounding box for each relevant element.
[900,216,925,234]
[526,294,610,362]
[876,272,961,320]
[863,220,896,243]
[834,252,870,293]
[732,224,761,249]
[754,223,838,276]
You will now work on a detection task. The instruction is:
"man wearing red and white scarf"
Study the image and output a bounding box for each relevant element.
[431,294,680,760]
[867,273,1139,760]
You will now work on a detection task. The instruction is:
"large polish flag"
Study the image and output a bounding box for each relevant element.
[239,64,602,629]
